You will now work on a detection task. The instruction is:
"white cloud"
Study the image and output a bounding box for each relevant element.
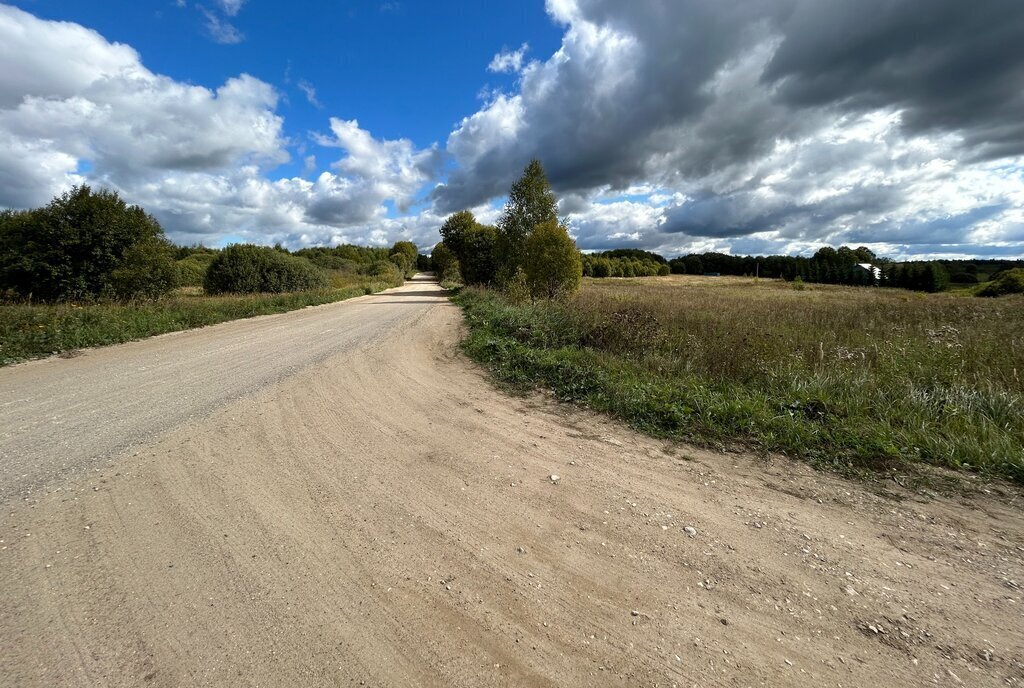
[0,5,442,249]
[216,0,245,17]
[433,0,1024,258]
[297,80,322,108]
[4,2,1024,259]
[488,43,529,74]
[199,6,243,44]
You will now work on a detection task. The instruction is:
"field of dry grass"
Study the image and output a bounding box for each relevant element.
[454,275,1024,482]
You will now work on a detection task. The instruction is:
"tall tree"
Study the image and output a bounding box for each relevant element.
[495,159,557,284]
[438,210,476,261]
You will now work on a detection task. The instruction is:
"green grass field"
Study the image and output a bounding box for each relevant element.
[453,275,1024,482]
[0,272,401,366]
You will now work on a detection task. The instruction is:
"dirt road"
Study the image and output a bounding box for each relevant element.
[2,275,1022,687]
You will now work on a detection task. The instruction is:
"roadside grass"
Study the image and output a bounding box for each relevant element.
[0,271,402,366]
[452,276,1024,482]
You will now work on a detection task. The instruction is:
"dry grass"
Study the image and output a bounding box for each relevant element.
[454,276,1024,481]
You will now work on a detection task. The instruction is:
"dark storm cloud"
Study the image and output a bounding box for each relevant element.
[841,205,1009,245]
[433,0,1024,257]
[661,183,906,240]
[434,1,780,212]
[764,0,1024,158]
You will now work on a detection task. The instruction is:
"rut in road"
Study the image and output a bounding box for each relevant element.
[1,276,1022,687]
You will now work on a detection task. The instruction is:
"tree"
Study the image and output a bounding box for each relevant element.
[853,246,877,263]
[389,240,418,278]
[460,224,498,285]
[683,255,704,275]
[922,262,950,293]
[430,242,457,276]
[438,210,476,260]
[524,220,582,299]
[495,160,558,285]
[0,185,177,301]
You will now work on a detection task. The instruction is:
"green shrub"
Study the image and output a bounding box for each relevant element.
[175,253,218,287]
[0,186,177,301]
[203,244,330,294]
[438,212,498,285]
[110,237,179,299]
[524,220,582,300]
[439,260,463,288]
[366,260,403,280]
[977,269,1024,297]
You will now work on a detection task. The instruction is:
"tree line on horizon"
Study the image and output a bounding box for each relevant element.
[0,186,422,301]
[430,162,1022,297]
[664,247,1024,293]
[3,179,1021,303]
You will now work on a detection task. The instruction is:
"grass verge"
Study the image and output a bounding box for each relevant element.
[452,279,1024,483]
[1,276,401,366]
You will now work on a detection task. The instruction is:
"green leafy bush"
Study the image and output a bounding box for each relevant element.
[0,186,177,301]
[389,240,419,278]
[977,269,1024,297]
[524,220,582,299]
[110,236,179,299]
[203,244,330,294]
[175,252,218,287]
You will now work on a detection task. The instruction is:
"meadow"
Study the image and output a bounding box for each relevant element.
[0,270,402,366]
[454,275,1024,482]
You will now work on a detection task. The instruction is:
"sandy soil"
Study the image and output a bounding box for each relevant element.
[1,276,1022,687]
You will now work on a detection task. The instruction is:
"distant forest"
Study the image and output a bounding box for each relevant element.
[582,246,1024,293]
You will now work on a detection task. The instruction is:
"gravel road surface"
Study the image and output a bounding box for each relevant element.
[1,275,1022,687]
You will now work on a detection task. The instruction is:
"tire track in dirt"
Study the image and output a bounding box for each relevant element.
[1,275,1022,686]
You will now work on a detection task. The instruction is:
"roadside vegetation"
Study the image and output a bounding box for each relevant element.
[454,277,1023,482]
[435,161,1023,483]
[0,186,414,365]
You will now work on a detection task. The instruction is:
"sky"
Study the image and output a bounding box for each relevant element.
[1,0,1023,260]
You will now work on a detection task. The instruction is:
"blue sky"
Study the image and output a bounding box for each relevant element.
[9,0,562,177]
[1,1,1023,258]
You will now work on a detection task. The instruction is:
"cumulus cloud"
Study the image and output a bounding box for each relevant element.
[433,0,1024,258]
[4,1,1024,258]
[488,43,529,74]
[0,6,284,206]
[0,5,442,248]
